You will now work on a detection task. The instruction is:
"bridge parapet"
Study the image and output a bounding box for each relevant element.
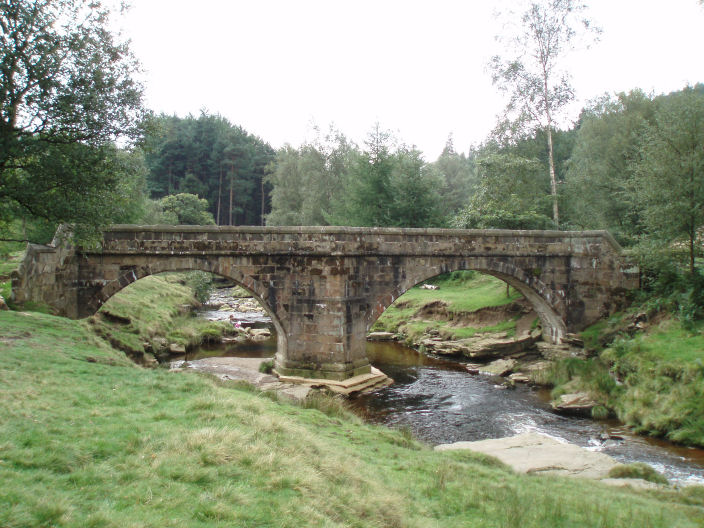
[95,225,624,257]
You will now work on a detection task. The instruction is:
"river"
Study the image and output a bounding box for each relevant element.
[191,288,704,485]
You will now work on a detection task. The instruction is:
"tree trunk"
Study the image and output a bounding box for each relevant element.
[690,229,696,274]
[260,175,265,226]
[229,172,233,226]
[216,166,222,225]
[546,126,559,227]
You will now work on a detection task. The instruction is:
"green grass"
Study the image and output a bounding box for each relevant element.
[547,312,704,446]
[372,272,524,341]
[89,273,231,357]
[608,463,669,485]
[0,250,24,278]
[0,250,24,306]
[1,309,703,527]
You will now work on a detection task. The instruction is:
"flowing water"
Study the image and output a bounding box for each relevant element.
[192,289,704,485]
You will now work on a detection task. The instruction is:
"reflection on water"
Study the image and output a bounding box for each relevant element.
[353,341,704,485]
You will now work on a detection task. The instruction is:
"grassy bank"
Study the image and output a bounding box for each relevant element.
[372,271,526,343]
[89,273,231,361]
[2,309,704,527]
[546,311,704,447]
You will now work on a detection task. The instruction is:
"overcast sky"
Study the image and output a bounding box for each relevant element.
[120,0,704,159]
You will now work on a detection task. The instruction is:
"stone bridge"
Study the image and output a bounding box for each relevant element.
[13,225,638,380]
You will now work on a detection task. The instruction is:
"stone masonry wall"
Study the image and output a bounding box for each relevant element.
[13,225,638,380]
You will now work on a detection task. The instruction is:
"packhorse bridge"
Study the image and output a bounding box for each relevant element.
[13,225,638,380]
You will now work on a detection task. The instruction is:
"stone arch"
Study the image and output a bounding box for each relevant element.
[366,257,568,343]
[86,256,288,349]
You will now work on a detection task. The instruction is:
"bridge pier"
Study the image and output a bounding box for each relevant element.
[272,266,373,380]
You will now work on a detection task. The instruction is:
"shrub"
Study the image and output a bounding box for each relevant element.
[259,359,274,374]
[185,271,214,303]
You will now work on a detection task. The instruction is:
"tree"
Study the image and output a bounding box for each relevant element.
[489,0,598,226]
[143,113,274,226]
[0,0,144,241]
[563,90,654,242]
[266,127,354,226]
[432,135,477,218]
[451,150,553,230]
[387,146,444,228]
[159,193,215,225]
[632,86,704,273]
[326,125,444,228]
[327,124,395,227]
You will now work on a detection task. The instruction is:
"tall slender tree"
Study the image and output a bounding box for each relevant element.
[489,0,598,226]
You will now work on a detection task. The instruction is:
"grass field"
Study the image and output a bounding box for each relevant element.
[372,271,525,341]
[2,309,704,527]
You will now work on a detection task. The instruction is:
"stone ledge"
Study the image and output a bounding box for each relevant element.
[103,224,622,249]
[435,432,618,480]
[276,366,393,396]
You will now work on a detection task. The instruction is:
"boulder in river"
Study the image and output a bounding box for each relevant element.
[168,343,186,355]
[479,358,517,376]
[552,392,598,415]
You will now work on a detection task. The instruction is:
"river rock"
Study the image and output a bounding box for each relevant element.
[435,432,618,479]
[143,354,159,368]
[479,358,517,376]
[537,341,588,360]
[552,392,598,415]
[153,337,168,352]
[168,343,186,355]
[508,372,530,383]
[367,332,397,341]
[459,332,541,360]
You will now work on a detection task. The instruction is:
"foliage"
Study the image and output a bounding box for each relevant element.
[185,271,214,303]
[258,359,274,374]
[266,127,353,226]
[630,242,704,329]
[143,113,274,226]
[451,151,554,229]
[431,135,478,217]
[631,86,704,273]
[563,90,653,242]
[548,311,704,447]
[0,0,145,243]
[327,125,444,228]
[159,193,215,225]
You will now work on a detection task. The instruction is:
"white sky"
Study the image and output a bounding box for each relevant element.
[120,0,704,159]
